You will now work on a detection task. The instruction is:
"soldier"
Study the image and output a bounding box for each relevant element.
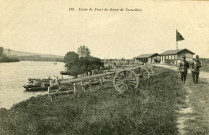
[191,55,201,84]
[178,55,189,84]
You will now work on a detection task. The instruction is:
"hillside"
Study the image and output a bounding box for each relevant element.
[3,49,64,58]
[3,49,64,61]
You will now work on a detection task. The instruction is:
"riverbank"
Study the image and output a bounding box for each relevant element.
[0,68,185,135]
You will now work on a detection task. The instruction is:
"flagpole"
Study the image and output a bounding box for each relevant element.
[176,41,178,59]
[176,40,178,66]
[176,29,178,66]
[176,29,184,68]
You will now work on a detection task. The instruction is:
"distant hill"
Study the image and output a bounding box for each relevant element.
[3,49,64,58]
[3,49,64,62]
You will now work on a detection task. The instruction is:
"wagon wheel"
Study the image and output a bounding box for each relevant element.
[113,69,138,93]
[138,66,150,80]
[146,65,155,76]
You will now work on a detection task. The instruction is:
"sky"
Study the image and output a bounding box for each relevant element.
[0,0,209,59]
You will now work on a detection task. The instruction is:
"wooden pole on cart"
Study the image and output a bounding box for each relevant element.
[73,83,76,95]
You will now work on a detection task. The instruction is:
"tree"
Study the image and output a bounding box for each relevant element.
[64,51,79,69]
[0,47,3,57]
[64,51,79,63]
[77,46,90,57]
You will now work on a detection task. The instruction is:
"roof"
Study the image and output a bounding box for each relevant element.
[160,48,195,55]
[135,53,160,58]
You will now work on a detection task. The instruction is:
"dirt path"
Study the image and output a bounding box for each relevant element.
[176,85,194,135]
[155,64,209,80]
[155,64,209,135]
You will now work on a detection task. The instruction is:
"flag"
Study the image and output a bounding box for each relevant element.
[176,30,184,41]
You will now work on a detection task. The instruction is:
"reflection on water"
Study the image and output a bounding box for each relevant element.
[0,61,68,109]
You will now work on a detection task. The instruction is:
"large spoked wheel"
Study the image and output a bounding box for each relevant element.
[135,67,150,80]
[113,69,139,93]
[145,65,155,77]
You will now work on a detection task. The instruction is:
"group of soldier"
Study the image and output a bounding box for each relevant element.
[178,55,201,84]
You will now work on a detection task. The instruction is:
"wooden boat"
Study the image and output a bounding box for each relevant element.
[24,78,68,91]
[60,71,68,75]
[24,85,59,91]
[28,78,68,82]
[24,86,47,91]
[28,78,52,82]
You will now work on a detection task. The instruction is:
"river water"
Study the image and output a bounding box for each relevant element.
[0,61,69,109]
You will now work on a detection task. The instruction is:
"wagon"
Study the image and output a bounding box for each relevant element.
[112,65,155,93]
[60,65,155,94]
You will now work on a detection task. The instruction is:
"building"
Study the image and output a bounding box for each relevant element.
[160,48,195,63]
[134,53,161,63]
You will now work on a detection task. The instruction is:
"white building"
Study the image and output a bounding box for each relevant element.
[160,48,195,64]
[134,53,161,63]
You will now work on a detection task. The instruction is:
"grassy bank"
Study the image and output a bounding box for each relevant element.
[198,58,209,72]
[0,68,184,135]
[183,76,209,134]
[201,65,209,72]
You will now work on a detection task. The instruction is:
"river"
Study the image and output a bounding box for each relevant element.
[0,61,69,109]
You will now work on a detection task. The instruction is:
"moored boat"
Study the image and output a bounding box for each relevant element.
[60,71,68,75]
[23,78,69,91]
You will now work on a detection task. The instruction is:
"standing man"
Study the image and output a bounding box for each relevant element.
[191,55,201,84]
[179,55,189,84]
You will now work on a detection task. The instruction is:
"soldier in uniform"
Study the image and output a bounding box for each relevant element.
[178,55,189,84]
[191,55,201,84]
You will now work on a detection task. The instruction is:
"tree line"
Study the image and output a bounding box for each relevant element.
[0,47,20,62]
